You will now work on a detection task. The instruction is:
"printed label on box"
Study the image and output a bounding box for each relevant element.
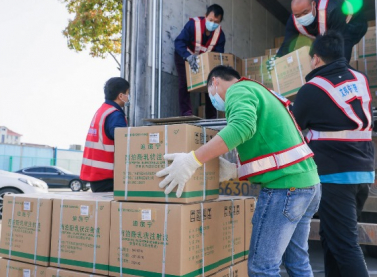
[253,58,258,63]
[23,201,31,211]
[80,205,89,216]
[141,209,152,221]
[149,133,160,144]
[23,269,31,277]
[287,56,293,64]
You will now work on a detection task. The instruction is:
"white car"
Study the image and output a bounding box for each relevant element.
[0,170,48,218]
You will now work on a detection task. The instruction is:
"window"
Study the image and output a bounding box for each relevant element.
[24,167,44,173]
[44,167,58,174]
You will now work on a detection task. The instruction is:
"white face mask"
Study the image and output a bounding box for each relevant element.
[296,2,316,26]
[121,93,129,106]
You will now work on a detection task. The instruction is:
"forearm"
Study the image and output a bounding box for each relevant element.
[194,135,229,164]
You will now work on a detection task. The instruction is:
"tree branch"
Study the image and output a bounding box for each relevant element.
[109,52,121,69]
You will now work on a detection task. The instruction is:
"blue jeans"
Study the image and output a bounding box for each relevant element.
[248,183,321,277]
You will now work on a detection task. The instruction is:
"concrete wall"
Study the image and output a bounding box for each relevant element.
[129,0,286,126]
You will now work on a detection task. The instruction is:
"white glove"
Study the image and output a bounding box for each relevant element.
[266,55,276,72]
[219,157,238,182]
[156,151,202,198]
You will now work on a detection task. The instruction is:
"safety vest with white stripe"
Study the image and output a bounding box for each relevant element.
[236,78,314,181]
[80,103,122,181]
[292,0,353,39]
[187,17,221,55]
[305,69,372,142]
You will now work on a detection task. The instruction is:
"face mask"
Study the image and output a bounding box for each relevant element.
[296,3,315,26]
[209,86,225,111]
[205,20,219,32]
[121,93,130,106]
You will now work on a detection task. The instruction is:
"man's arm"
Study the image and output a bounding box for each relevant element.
[174,20,194,59]
[327,4,347,33]
[291,85,313,130]
[276,16,300,58]
[104,111,127,140]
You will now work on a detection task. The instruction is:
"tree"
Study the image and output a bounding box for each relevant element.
[60,0,122,66]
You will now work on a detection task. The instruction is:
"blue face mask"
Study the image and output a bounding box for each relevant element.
[296,2,316,26]
[205,20,219,32]
[208,86,225,111]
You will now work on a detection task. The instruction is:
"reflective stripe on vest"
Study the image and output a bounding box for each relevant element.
[306,129,372,142]
[82,158,114,170]
[188,17,221,55]
[238,143,313,179]
[235,77,314,180]
[85,141,115,152]
[307,69,372,131]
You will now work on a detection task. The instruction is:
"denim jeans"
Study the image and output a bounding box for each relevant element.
[248,183,321,277]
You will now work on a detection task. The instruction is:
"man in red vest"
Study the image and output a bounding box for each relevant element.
[174,4,226,118]
[80,77,129,192]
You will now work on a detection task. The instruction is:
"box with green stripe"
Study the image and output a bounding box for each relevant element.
[46,267,104,277]
[211,260,247,277]
[0,259,47,277]
[49,194,112,276]
[0,194,54,266]
[358,26,376,60]
[114,124,219,203]
[109,198,245,277]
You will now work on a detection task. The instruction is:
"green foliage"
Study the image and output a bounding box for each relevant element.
[60,0,122,58]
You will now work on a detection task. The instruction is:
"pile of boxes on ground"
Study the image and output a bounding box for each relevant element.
[0,124,256,277]
[190,20,376,115]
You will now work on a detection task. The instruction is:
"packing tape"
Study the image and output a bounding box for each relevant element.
[201,54,205,86]
[260,56,264,83]
[34,265,38,277]
[273,60,281,94]
[229,265,233,277]
[245,59,248,76]
[231,199,235,265]
[124,127,132,200]
[220,53,223,65]
[296,51,304,86]
[202,127,207,201]
[57,199,64,268]
[6,259,10,277]
[364,59,368,75]
[57,268,60,277]
[119,202,123,276]
[353,46,357,61]
[8,195,16,259]
[200,202,205,277]
[165,125,169,202]
[161,204,169,277]
[189,62,193,90]
[33,198,41,264]
[92,200,99,273]
[363,36,366,58]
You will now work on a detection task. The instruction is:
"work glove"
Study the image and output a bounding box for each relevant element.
[266,55,276,72]
[219,157,238,182]
[186,54,200,73]
[156,151,202,198]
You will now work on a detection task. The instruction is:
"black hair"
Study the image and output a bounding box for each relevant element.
[206,4,224,21]
[104,77,130,100]
[207,65,241,86]
[309,30,344,64]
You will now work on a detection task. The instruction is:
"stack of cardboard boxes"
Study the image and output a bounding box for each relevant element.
[0,123,256,277]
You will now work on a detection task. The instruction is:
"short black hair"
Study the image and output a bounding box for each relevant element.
[104,77,130,100]
[206,4,224,21]
[207,65,241,86]
[309,30,344,64]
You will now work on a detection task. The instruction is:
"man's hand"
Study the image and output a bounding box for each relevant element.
[186,54,199,73]
[266,56,276,72]
[219,157,238,182]
[156,151,202,198]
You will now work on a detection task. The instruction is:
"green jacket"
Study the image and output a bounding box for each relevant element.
[218,80,319,189]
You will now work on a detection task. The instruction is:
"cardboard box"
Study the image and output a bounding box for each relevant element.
[242,56,268,77]
[358,58,377,107]
[186,52,236,93]
[351,45,359,61]
[217,111,225,118]
[233,55,243,76]
[198,105,205,118]
[219,179,260,197]
[0,194,54,266]
[114,124,219,203]
[358,26,376,60]
[109,199,245,277]
[244,198,256,260]
[211,260,248,277]
[271,46,312,97]
[46,267,104,277]
[0,259,47,277]
[49,194,112,275]
[265,48,279,57]
[368,20,376,27]
[275,36,285,48]
[200,93,206,105]
[349,60,358,70]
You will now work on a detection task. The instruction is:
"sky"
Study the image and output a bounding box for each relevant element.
[0,0,120,149]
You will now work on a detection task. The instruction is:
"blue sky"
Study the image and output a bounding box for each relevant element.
[0,0,120,149]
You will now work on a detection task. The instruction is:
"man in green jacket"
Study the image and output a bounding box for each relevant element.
[156,65,321,276]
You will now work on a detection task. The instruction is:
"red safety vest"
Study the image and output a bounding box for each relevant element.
[80,103,122,181]
[292,0,352,39]
[235,78,314,180]
[187,17,221,55]
[306,69,372,142]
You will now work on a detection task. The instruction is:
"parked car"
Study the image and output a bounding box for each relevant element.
[0,169,48,219]
[16,166,89,192]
